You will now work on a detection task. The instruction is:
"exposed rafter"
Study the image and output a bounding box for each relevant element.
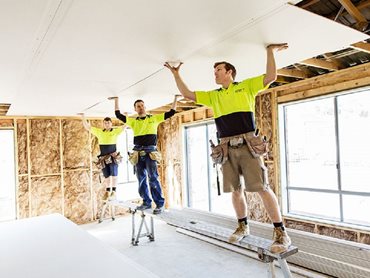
[298,0,320,9]
[337,0,369,31]
[298,58,339,71]
[350,42,370,54]
[277,68,308,79]
[330,0,370,20]
[0,103,10,116]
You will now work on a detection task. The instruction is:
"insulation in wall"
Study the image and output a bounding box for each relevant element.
[62,119,90,169]
[285,219,316,233]
[92,171,105,219]
[260,93,274,160]
[63,170,91,224]
[266,163,275,193]
[157,116,182,207]
[16,120,28,175]
[30,176,62,217]
[0,119,13,127]
[317,225,358,242]
[30,119,60,175]
[359,233,370,244]
[90,120,102,171]
[245,192,270,223]
[17,176,29,219]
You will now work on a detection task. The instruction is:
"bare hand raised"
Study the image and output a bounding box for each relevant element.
[164,62,183,75]
[266,43,288,52]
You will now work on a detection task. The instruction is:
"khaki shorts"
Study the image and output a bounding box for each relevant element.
[222,144,269,193]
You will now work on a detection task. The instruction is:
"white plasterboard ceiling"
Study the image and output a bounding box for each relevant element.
[0,0,368,117]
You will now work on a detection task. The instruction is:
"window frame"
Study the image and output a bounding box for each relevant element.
[278,86,370,230]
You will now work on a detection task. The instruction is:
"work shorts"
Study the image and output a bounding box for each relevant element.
[102,163,118,178]
[222,144,269,193]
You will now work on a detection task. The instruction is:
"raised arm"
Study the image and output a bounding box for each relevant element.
[164,62,196,101]
[79,113,91,131]
[171,94,182,110]
[108,96,127,123]
[263,43,288,87]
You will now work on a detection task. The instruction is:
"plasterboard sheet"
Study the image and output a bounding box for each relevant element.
[6,0,289,116]
[0,214,157,278]
[2,1,368,116]
[0,0,50,103]
[88,4,369,117]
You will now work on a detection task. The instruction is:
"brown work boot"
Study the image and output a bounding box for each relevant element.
[270,227,291,253]
[102,191,110,202]
[109,191,116,200]
[228,222,250,243]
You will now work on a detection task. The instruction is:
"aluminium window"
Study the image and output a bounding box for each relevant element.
[279,87,370,228]
[184,122,234,216]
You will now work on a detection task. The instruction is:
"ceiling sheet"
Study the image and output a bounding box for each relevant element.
[1,0,368,116]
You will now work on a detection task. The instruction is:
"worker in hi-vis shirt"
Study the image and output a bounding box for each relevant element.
[81,114,125,202]
[164,43,291,254]
[109,95,180,214]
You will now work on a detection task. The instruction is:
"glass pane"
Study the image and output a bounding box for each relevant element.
[343,194,370,226]
[284,99,338,190]
[117,130,128,183]
[288,190,340,220]
[338,91,370,193]
[186,125,209,211]
[208,123,234,217]
[126,129,136,182]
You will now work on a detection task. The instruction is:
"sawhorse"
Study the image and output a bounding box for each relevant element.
[100,200,157,245]
[129,208,155,246]
[98,200,116,223]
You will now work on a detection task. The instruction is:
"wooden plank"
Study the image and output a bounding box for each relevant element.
[329,0,370,20]
[259,63,370,97]
[26,119,31,217]
[277,76,370,103]
[338,0,368,31]
[88,120,94,221]
[299,58,339,71]
[277,68,308,79]
[298,0,320,9]
[350,42,370,54]
[59,119,65,216]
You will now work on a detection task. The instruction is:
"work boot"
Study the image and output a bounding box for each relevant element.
[153,206,163,215]
[102,191,110,202]
[228,222,250,243]
[136,203,152,211]
[109,191,116,200]
[270,227,291,253]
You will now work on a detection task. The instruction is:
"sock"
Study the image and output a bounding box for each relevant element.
[238,217,248,225]
[273,222,285,230]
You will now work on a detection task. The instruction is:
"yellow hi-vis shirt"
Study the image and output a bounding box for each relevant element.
[126,114,165,137]
[90,127,123,145]
[195,75,268,137]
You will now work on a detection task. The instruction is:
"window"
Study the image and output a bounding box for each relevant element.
[184,122,234,216]
[116,128,138,200]
[279,88,370,227]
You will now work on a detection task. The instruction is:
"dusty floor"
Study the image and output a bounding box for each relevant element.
[82,214,324,278]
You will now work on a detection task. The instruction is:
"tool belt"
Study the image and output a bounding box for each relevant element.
[128,150,162,165]
[217,130,268,159]
[95,151,122,169]
[209,140,228,165]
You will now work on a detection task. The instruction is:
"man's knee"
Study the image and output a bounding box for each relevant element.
[232,188,243,199]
